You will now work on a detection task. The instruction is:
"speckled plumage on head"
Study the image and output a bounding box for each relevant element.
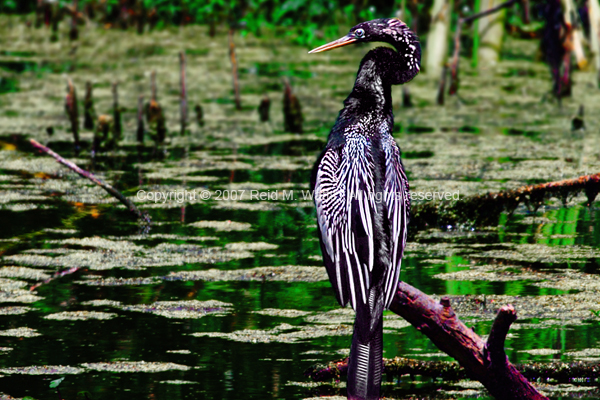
[310,18,420,400]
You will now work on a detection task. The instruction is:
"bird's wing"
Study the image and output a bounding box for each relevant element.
[381,136,410,308]
[314,138,376,310]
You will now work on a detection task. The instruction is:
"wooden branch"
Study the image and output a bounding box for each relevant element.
[402,86,412,108]
[137,95,144,143]
[151,70,157,102]
[112,81,122,144]
[195,104,204,127]
[69,0,78,40]
[283,79,303,133]
[410,172,600,231]
[29,266,80,291]
[83,81,95,130]
[486,305,516,365]
[179,51,188,136]
[147,71,167,144]
[29,139,149,223]
[522,0,530,23]
[462,0,518,25]
[449,22,462,95]
[390,283,546,399]
[258,95,270,122]
[65,78,79,152]
[50,2,59,42]
[391,286,546,399]
[437,64,448,105]
[229,29,242,111]
[307,282,546,399]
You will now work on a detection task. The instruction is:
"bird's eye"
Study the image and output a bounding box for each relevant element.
[354,28,365,38]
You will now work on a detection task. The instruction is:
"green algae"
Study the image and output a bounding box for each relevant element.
[188,220,252,231]
[0,365,85,375]
[165,265,327,283]
[252,308,311,318]
[159,380,199,385]
[0,14,598,400]
[0,307,31,315]
[0,267,51,280]
[44,311,118,320]
[0,327,41,338]
[192,322,354,344]
[6,242,254,271]
[80,361,190,373]
[122,299,232,319]
[165,349,191,354]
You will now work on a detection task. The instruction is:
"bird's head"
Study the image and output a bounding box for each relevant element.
[309,18,420,83]
[309,18,417,53]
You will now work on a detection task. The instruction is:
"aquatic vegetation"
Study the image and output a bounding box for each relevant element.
[44,311,118,320]
[0,8,600,399]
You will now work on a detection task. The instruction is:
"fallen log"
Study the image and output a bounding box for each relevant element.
[410,172,600,231]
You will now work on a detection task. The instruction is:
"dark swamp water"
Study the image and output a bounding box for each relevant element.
[1,16,600,400]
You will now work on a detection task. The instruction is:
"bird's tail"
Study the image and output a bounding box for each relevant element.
[347,296,384,400]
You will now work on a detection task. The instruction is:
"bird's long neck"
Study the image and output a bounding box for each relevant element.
[337,47,399,134]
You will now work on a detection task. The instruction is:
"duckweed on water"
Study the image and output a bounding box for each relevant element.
[252,308,311,318]
[80,361,190,373]
[44,311,118,320]
[1,14,600,400]
[0,267,51,280]
[0,365,85,375]
[0,306,31,315]
[192,323,354,344]
[6,243,254,271]
[188,220,252,231]
[159,380,198,385]
[165,265,327,282]
[166,350,192,354]
[122,300,232,319]
[0,328,41,338]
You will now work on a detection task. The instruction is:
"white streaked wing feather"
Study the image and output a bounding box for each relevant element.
[382,137,410,308]
[314,138,376,310]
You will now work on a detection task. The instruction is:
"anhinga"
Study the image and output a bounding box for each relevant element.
[309,19,420,400]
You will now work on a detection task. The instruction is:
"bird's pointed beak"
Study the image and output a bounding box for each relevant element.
[309,35,357,53]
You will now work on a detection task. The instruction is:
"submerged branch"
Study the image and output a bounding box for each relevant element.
[29,139,150,224]
[410,172,600,231]
[29,267,80,291]
[307,354,600,384]
[306,356,466,382]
